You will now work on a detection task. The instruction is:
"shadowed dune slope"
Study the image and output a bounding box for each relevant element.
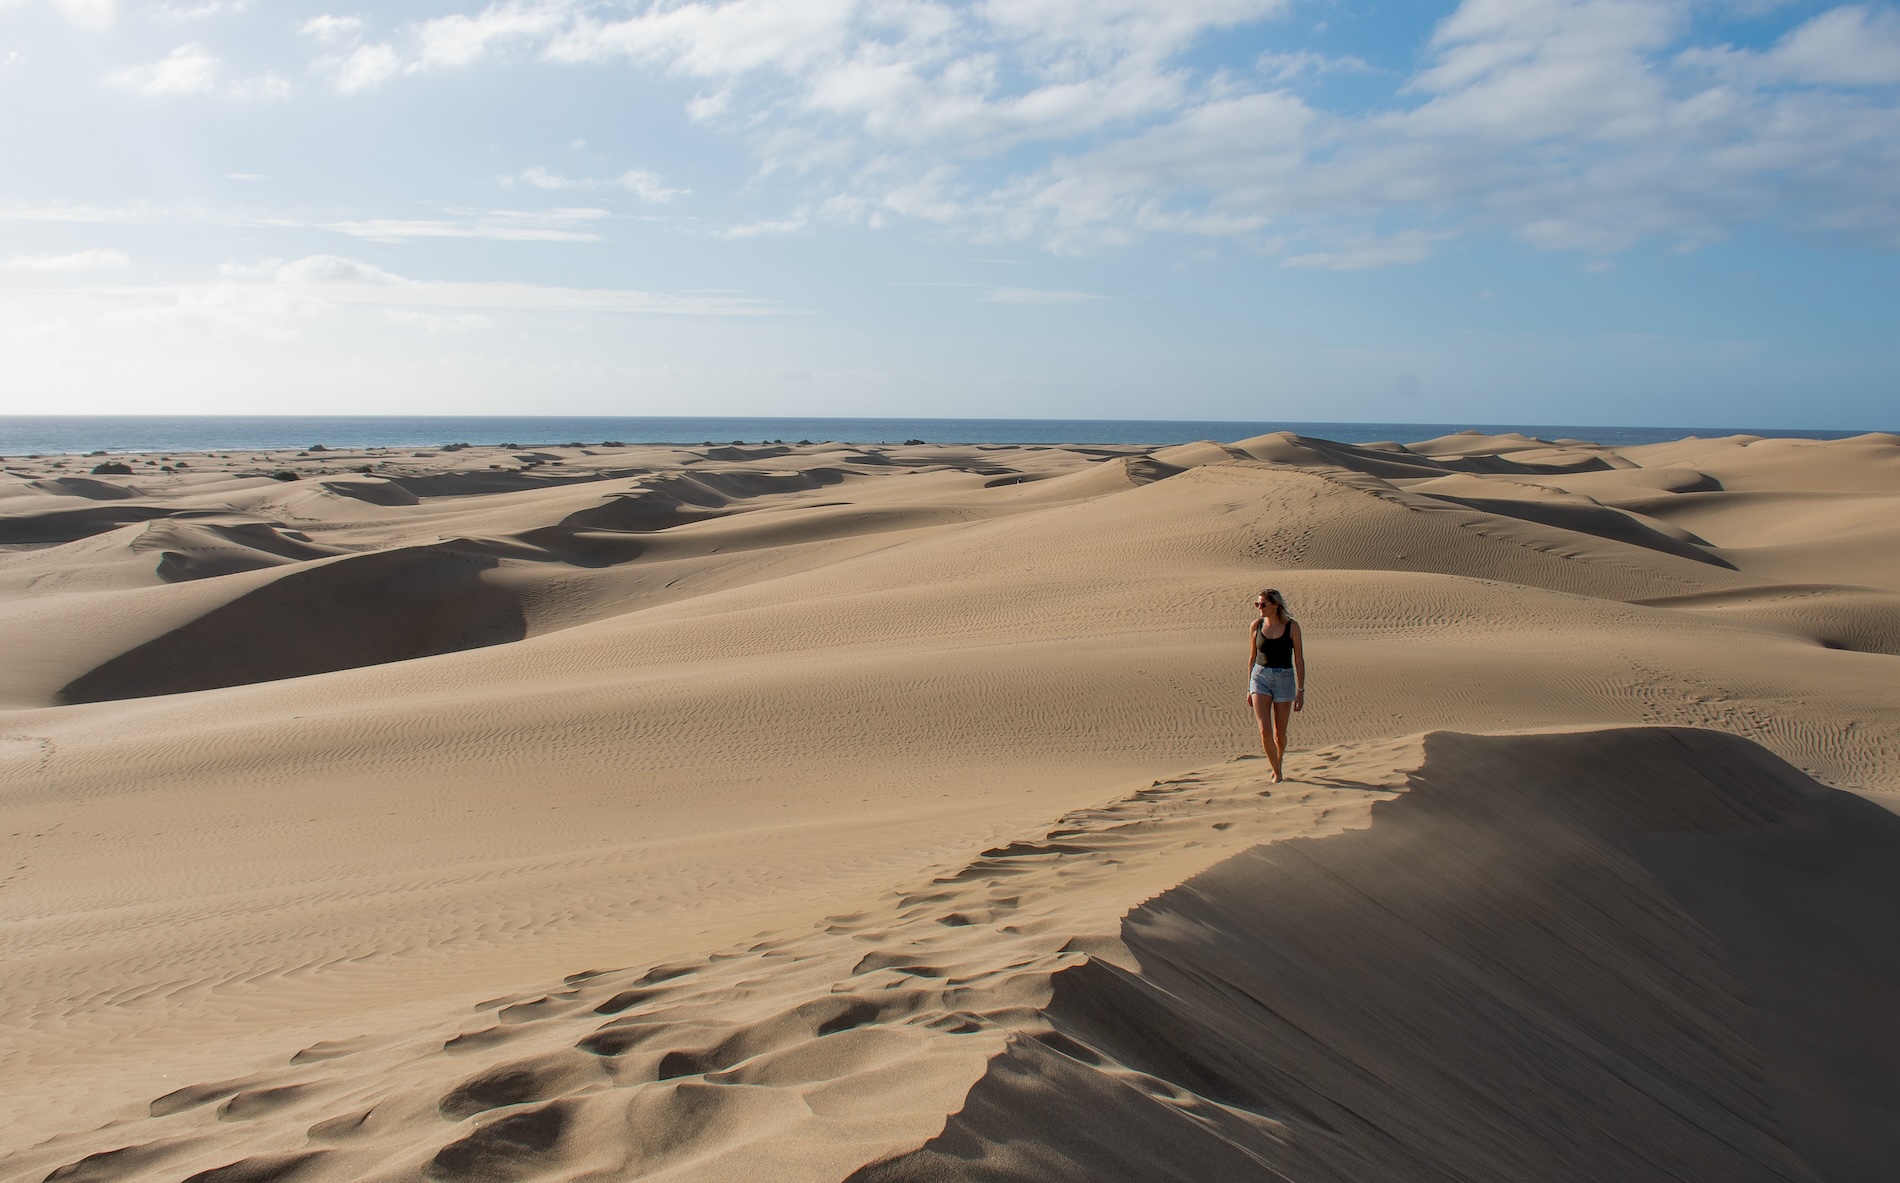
[1407,491,1731,567]
[0,503,175,544]
[59,546,525,704]
[857,728,1900,1183]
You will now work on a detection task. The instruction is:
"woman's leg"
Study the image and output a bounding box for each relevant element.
[1253,692,1284,780]
[1249,693,1279,766]
[1271,698,1295,778]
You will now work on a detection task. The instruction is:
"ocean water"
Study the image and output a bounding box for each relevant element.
[0,415,1876,456]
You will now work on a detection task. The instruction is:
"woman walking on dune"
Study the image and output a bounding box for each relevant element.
[1247,588,1306,782]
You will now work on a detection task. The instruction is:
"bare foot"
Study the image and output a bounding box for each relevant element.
[1267,769,1282,783]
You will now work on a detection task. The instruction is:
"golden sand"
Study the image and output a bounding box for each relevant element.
[2,430,1896,1180]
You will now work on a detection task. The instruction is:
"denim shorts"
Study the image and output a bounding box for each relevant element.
[1249,665,1297,702]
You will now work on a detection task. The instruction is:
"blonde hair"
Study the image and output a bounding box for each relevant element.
[1258,588,1292,620]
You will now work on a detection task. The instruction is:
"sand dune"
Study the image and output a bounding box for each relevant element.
[1,430,1896,1179]
[861,728,1900,1183]
[7,729,1894,1183]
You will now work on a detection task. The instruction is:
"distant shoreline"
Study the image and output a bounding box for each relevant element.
[1,415,1884,456]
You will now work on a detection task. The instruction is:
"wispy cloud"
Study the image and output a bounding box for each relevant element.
[72,254,783,340]
[154,0,250,19]
[0,201,608,245]
[109,42,286,98]
[298,14,362,44]
[332,42,401,93]
[5,0,116,32]
[321,208,612,242]
[716,217,806,239]
[1680,5,1900,88]
[271,258,782,315]
[510,166,686,202]
[7,247,131,270]
[111,42,217,94]
[1256,48,1374,83]
[275,254,401,285]
[263,253,781,316]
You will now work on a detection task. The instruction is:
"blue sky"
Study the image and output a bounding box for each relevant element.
[1,0,1895,428]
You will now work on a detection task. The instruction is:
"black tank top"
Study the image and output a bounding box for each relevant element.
[1254,621,1294,668]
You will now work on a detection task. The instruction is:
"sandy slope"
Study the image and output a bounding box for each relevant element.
[1,430,1896,1180]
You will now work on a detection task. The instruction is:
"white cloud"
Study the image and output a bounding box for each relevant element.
[543,0,864,76]
[512,166,687,202]
[0,202,610,245]
[69,0,1900,260]
[717,216,806,238]
[100,282,315,340]
[616,169,686,203]
[154,0,249,19]
[275,254,403,285]
[516,165,574,189]
[322,207,611,242]
[7,248,131,270]
[74,256,782,340]
[686,88,730,120]
[414,1,567,70]
[2,0,117,32]
[61,0,113,29]
[112,42,218,94]
[1772,6,1900,86]
[262,254,780,314]
[1685,5,1900,87]
[1256,49,1373,83]
[107,42,285,99]
[332,42,401,92]
[299,14,363,44]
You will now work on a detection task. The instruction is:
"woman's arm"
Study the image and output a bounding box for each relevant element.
[1246,619,1260,673]
[1291,621,1306,707]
